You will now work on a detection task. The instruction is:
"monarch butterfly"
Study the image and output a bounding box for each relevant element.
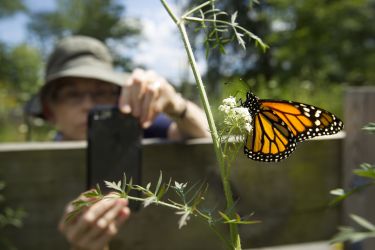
[241,91,344,162]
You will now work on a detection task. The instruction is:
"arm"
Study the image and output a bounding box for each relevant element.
[166,98,210,140]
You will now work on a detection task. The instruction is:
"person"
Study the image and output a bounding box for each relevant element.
[30,35,209,250]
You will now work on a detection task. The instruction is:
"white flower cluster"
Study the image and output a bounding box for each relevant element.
[218,96,253,133]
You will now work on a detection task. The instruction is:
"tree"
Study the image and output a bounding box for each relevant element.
[0,0,26,18]
[28,0,141,70]
[185,0,272,96]
[268,0,374,86]
[0,43,43,118]
[185,0,375,97]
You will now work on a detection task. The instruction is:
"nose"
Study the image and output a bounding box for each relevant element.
[81,93,96,111]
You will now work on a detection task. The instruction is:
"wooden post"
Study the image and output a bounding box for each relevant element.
[343,86,375,250]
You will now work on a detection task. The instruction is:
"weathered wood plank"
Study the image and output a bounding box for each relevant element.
[0,136,342,250]
[343,86,375,250]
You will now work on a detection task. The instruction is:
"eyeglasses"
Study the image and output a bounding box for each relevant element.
[56,89,120,105]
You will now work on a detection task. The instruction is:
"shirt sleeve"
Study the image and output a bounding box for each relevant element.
[143,114,172,139]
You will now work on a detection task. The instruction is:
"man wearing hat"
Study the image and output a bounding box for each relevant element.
[35,36,209,249]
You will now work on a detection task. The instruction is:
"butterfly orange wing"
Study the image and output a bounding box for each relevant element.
[261,100,343,142]
[244,107,296,162]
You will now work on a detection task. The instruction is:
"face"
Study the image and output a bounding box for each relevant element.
[47,77,120,140]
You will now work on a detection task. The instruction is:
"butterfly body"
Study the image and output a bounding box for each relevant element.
[242,91,344,162]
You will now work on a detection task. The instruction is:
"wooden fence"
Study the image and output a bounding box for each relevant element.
[0,87,374,250]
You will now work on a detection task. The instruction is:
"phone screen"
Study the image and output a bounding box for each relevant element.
[87,105,142,211]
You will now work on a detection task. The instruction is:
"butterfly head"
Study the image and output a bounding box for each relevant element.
[242,91,261,115]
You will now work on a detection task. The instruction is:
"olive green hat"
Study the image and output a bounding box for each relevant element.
[25,35,128,118]
[45,35,126,86]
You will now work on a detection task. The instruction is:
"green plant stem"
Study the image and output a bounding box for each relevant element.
[223,129,235,177]
[177,20,240,250]
[123,194,214,221]
[160,0,178,23]
[127,195,179,209]
[160,1,240,248]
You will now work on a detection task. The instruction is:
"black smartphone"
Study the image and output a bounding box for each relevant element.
[87,105,142,211]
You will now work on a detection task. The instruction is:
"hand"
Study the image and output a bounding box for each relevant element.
[119,68,186,128]
[59,192,130,250]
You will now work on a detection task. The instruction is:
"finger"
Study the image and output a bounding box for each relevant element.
[81,205,130,249]
[130,70,147,118]
[130,81,143,118]
[58,203,74,232]
[98,199,128,230]
[121,68,145,114]
[115,206,131,227]
[140,83,160,128]
[140,71,160,125]
[59,190,97,232]
[77,199,128,247]
[119,80,132,114]
[86,222,119,250]
[66,198,117,244]
[142,102,159,129]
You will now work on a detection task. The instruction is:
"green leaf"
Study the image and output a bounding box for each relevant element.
[219,43,226,54]
[155,171,163,194]
[225,219,261,225]
[104,181,122,192]
[329,183,373,206]
[331,226,355,243]
[353,163,375,180]
[156,184,167,200]
[65,208,83,223]
[126,177,132,194]
[351,214,375,231]
[96,184,102,196]
[330,188,345,196]
[84,189,100,198]
[231,11,238,25]
[71,199,92,208]
[128,178,133,190]
[331,226,375,243]
[157,178,171,200]
[362,123,375,134]
[121,173,127,192]
[204,9,225,16]
[218,211,260,225]
[218,211,231,221]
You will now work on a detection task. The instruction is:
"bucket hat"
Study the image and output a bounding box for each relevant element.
[25,35,128,118]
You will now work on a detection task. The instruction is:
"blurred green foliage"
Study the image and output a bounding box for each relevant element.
[186,0,374,113]
[0,0,26,18]
[0,0,374,141]
[0,181,26,249]
[0,43,43,103]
